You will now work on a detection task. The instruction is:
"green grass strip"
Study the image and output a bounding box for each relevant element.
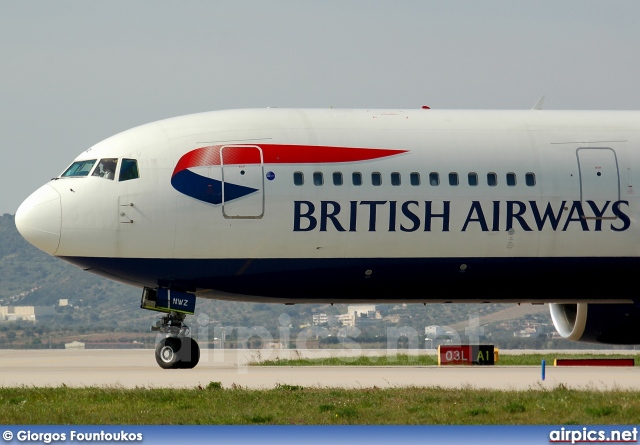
[0,385,638,424]
[255,353,639,367]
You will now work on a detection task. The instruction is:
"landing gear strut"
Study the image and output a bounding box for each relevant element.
[141,287,200,369]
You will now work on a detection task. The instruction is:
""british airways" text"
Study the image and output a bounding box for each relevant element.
[293,200,630,232]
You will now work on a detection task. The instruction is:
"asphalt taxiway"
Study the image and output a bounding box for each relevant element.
[1,349,638,390]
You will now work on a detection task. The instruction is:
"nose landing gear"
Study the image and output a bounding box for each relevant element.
[141,287,200,369]
[152,313,200,369]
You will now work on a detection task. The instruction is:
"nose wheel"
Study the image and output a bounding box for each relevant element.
[156,337,181,369]
[155,336,200,369]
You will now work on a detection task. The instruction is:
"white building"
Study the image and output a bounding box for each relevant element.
[337,313,355,327]
[347,305,378,317]
[338,305,382,327]
[425,325,448,338]
[0,306,56,322]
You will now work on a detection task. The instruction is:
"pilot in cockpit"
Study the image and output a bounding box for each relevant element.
[92,158,117,180]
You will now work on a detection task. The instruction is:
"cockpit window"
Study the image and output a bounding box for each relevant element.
[119,159,139,181]
[61,160,96,177]
[91,158,118,180]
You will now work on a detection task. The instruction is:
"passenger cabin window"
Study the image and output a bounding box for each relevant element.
[449,172,459,186]
[410,172,420,186]
[313,172,324,186]
[293,172,304,186]
[333,172,343,186]
[61,160,96,177]
[429,172,439,186]
[468,172,478,186]
[487,172,497,186]
[91,158,118,180]
[526,172,536,186]
[372,172,382,186]
[119,159,140,182]
[506,172,516,186]
[352,172,362,186]
[391,172,401,186]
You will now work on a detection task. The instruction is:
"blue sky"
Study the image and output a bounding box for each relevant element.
[2,1,640,214]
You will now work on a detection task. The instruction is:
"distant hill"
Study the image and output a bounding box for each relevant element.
[450,304,549,331]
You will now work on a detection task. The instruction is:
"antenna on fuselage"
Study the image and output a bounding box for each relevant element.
[531,95,545,110]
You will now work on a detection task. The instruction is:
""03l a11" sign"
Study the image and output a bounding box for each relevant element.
[438,345,496,365]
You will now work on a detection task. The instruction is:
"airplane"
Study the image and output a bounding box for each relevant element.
[14,106,640,369]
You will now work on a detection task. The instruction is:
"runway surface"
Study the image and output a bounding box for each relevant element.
[1,349,639,390]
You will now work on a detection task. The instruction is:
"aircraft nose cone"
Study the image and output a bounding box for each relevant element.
[15,184,61,255]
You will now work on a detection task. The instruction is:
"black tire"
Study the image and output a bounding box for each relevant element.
[178,337,200,369]
[155,337,182,369]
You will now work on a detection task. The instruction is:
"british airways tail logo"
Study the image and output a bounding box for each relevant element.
[171,144,406,204]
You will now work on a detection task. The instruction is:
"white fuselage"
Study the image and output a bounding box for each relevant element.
[15,108,640,303]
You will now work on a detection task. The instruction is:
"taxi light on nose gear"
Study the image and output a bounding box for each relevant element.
[141,287,196,315]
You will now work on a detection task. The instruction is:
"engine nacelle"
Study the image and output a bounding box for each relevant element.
[550,303,640,344]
